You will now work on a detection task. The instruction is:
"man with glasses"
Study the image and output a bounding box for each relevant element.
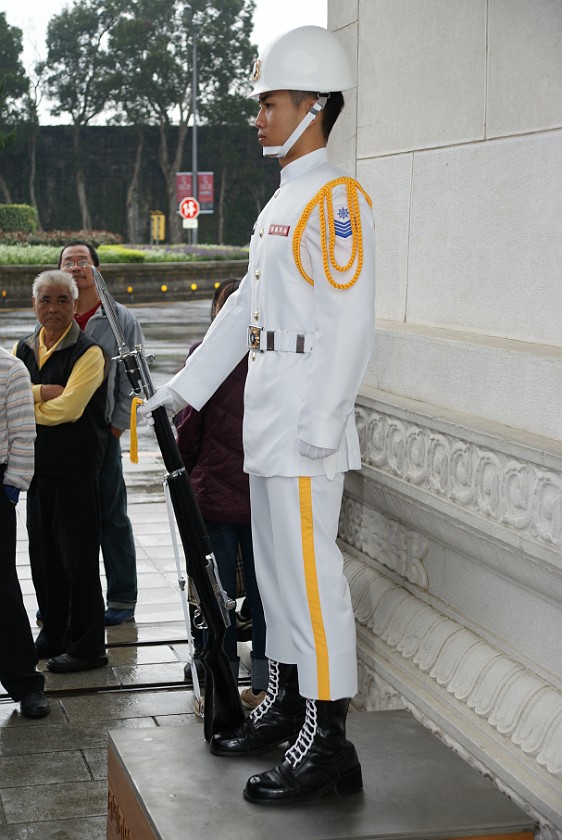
[58,241,144,626]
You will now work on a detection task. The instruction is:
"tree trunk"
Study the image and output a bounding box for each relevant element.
[0,173,12,203]
[28,120,42,230]
[74,124,91,230]
[126,129,144,243]
[158,120,188,245]
[247,182,266,218]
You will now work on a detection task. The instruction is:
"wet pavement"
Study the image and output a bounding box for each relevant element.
[0,299,254,838]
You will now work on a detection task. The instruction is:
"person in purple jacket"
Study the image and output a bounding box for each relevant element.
[174,280,268,708]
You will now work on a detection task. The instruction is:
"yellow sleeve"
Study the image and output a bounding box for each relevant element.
[34,346,106,426]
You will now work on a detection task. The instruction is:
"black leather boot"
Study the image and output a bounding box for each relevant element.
[210,661,306,756]
[243,697,362,804]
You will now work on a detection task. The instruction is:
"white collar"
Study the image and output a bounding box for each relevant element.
[279,148,329,187]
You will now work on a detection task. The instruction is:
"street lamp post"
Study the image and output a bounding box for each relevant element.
[187,4,198,245]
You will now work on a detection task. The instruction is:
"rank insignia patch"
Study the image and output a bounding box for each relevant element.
[334,206,352,238]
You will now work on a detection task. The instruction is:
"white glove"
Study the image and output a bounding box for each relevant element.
[297,439,337,460]
[137,386,187,424]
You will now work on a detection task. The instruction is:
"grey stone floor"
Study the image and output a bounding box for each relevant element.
[0,299,219,838]
[0,438,252,840]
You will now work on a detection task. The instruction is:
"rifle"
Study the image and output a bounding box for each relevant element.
[92,267,245,741]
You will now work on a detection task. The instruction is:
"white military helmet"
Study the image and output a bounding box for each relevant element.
[249,25,356,97]
[249,26,355,159]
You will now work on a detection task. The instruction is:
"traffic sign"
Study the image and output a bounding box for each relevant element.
[178,196,200,220]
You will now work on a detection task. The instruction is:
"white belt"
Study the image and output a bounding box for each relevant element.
[248,326,314,354]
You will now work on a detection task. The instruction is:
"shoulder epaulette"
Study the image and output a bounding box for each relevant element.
[292,177,372,289]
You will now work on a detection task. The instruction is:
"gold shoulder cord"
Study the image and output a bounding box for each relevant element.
[292,177,373,289]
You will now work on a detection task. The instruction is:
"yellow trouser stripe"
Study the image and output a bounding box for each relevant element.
[298,477,330,698]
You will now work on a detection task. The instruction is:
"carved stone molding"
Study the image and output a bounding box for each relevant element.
[346,555,562,779]
[353,661,407,712]
[355,405,562,550]
[339,496,429,588]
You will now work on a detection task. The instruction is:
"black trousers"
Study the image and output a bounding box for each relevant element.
[27,473,105,659]
[0,469,44,700]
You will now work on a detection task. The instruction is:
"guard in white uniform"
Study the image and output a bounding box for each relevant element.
[140,26,375,805]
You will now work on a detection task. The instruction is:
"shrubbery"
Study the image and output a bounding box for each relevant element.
[0,205,38,234]
[0,246,61,265]
[0,241,249,265]
[98,244,146,263]
[0,229,123,247]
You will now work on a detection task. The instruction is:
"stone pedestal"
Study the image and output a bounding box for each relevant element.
[107,711,534,840]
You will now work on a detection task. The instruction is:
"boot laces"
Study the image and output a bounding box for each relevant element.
[284,699,317,769]
[249,659,279,723]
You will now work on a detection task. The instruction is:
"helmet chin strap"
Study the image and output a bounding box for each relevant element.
[262,95,328,159]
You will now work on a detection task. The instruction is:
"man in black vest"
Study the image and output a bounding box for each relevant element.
[16,270,109,673]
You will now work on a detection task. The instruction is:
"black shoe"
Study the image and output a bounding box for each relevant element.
[104,608,135,626]
[46,653,108,673]
[20,691,50,719]
[183,655,205,684]
[210,662,306,757]
[243,698,363,805]
[35,641,66,659]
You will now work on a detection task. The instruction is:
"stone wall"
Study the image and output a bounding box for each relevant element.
[328,1,562,835]
[0,261,248,309]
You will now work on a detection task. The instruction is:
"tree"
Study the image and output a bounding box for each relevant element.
[109,0,256,243]
[22,63,47,228]
[44,0,124,229]
[0,12,29,202]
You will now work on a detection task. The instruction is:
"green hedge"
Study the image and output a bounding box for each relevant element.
[98,244,145,263]
[0,204,38,234]
[0,229,123,246]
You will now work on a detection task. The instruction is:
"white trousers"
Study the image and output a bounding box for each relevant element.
[249,473,357,700]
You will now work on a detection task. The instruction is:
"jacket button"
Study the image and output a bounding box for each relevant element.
[253,310,259,320]
[255,269,261,280]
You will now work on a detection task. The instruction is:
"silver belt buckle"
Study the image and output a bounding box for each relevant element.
[248,325,263,352]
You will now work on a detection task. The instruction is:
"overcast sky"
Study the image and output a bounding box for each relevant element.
[0,0,327,122]
[1,0,328,70]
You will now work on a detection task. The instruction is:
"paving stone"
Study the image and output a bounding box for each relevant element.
[114,662,186,688]
[0,816,106,839]
[83,748,108,781]
[0,751,90,788]
[0,717,157,757]
[60,689,195,722]
[105,644,180,667]
[1,780,107,823]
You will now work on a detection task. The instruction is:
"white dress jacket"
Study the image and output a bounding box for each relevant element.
[169,148,376,478]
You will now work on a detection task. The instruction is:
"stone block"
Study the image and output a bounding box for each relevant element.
[357,0,486,157]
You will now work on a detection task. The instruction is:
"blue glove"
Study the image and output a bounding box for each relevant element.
[4,484,20,505]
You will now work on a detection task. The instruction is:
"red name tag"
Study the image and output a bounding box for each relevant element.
[268,224,290,237]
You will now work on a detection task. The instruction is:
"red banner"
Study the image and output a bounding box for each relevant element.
[176,172,214,214]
